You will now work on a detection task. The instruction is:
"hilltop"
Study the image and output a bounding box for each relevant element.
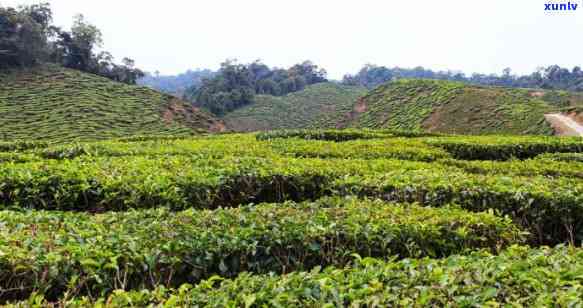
[223,83,366,131]
[0,65,224,141]
[342,79,583,135]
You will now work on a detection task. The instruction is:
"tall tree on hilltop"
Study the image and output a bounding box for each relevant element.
[55,14,103,71]
[1,3,143,84]
[186,59,328,115]
[0,3,53,69]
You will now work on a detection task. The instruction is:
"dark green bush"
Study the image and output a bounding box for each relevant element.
[0,197,522,301]
[427,136,583,160]
[14,246,583,307]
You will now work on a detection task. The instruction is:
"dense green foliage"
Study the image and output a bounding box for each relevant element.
[256,129,392,141]
[0,140,50,152]
[0,131,580,305]
[256,129,441,141]
[0,3,142,84]
[0,3,52,69]
[3,2,582,306]
[344,63,583,92]
[223,83,367,131]
[342,79,581,135]
[0,197,521,301]
[426,136,583,160]
[536,152,583,162]
[185,60,328,115]
[13,246,582,307]
[0,133,581,245]
[0,66,223,141]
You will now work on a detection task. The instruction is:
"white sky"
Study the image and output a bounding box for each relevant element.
[2,0,582,79]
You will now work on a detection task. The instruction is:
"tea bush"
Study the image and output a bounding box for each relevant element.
[427,136,583,160]
[0,131,581,304]
[0,197,522,301]
[12,246,583,307]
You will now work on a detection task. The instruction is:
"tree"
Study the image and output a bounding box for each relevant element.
[502,67,512,77]
[50,13,143,84]
[288,61,327,84]
[0,3,144,85]
[342,64,393,88]
[185,59,328,115]
[190,60,255,115]
[343,63,583,92]
[53,14,102,71]
[0,3,53,69]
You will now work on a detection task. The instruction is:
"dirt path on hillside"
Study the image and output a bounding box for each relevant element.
[545,113,583,136]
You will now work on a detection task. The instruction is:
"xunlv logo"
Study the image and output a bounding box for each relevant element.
[545,2,579,10]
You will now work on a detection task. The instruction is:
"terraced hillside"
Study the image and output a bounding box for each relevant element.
[0,130,582,306]
[0,65,224,141]
[223,83,366,131]
[343,79,583,135]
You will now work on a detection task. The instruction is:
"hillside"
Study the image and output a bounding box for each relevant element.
[342,79,583,135]
[0,65,224,141]
[223,83,366,131]
[137,69,215,97]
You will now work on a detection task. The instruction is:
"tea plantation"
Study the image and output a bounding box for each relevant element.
[223,83,367,131]
[343,79,583,135]
[0,66,224,142]
[1,130,582,306]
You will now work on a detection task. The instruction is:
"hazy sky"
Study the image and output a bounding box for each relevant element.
[2,0,582,78]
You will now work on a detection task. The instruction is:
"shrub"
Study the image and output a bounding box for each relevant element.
[13,246,583,307]
[426,136,583,160]
[0,197,522,301]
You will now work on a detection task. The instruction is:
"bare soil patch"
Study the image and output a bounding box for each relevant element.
[530,91,545,98]
[337,98,368,128]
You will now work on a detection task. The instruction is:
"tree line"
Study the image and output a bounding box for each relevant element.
[0,3,143,84]
[184,60,327,115]
[162,62,583,116]
[342,64,583,91]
